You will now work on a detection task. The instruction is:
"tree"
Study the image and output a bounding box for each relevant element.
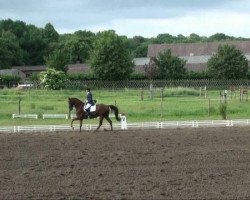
[0,19,48,65]
[58,30,95,64]
[207,45,249,79]
[43,23,59,43]
[45,49,68,72]
[188,33,201,42]
[154,49,187,79]
[90,30,134,80]
[127,36,148,57]
[42,23,59,56]
[0,19,27,39]
[144,58,157,80]
[153,33,175,44]
[20,24,47,65]
[64,35,90,63]
[0,31,23,68]
[133,43,148,57]
[208,33,233,41]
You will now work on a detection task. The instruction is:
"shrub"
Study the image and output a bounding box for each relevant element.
[0,74,21,86]
[219,103,227,120]
[39,68,68,90]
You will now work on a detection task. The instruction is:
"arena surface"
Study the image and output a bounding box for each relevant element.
[0,126,250,199]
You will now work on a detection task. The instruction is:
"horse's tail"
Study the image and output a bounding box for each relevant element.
[109,105,121,122]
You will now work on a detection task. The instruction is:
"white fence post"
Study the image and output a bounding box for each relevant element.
[120,114,127,130]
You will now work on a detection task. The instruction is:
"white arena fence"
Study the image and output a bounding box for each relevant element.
[12,113,114,119]
[12,114,38,119]
[42,114,68,119]
[0,119,249,133]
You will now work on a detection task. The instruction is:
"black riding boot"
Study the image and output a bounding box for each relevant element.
[85,109,91,118]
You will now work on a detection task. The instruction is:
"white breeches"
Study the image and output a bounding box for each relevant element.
[85,103,91,110]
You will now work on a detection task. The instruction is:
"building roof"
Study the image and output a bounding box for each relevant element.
[0,69,22,74]
[0,69,26,79]
[67,63,90,73]
[12,65,46,71]
[133,57,150,66]
[148,40,250,57]
[180,55,211,64]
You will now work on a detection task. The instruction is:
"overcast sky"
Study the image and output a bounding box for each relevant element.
[1,0,250,38]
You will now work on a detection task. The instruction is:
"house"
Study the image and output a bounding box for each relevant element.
[147,40,250,72]
[0,69,26,80]
[67,63,90,74]
[12,64,90,77]
[12,65,46,77]
[12,59,150,77]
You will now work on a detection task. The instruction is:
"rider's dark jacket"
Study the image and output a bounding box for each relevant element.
[86,92,95,106]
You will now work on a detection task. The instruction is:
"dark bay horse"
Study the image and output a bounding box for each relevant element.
[68,97,121,132]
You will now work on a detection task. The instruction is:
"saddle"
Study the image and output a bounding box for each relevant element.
[84,104,96,112]
[89,104,96,112]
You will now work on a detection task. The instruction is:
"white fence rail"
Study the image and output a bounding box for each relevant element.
[12,113,119,119]
[42,114,68,119]
[12,114,38,119]
[0,119,249,133]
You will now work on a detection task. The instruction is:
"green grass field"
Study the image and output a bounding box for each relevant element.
[0,87,249,126]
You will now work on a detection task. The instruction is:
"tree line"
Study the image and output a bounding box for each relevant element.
[1,18,249,68]
[0,19,249,88]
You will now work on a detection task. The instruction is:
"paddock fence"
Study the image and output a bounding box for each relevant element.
[9,79,250,90]
[57,79,250,90]
[0,119,249,133]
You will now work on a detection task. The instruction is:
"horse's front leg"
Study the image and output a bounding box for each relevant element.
[71,118,76,130]
[71,118,81,130]
[80,119,83,132]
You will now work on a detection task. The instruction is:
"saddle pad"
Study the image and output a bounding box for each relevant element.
[90,105,96,112]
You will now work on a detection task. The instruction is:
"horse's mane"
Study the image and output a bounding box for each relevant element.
[69,97,85,106]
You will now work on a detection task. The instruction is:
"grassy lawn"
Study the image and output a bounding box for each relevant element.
[0,87,249,126]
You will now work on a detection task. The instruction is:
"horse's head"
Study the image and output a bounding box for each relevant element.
[68,97,85,112]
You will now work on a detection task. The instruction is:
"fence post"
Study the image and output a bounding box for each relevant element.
[18,98,21,114]
[161,88,164,117]
[204,86,207,99]
[140,88,144,101]
[149,81,153,100]
[120,114,127,130]
[208,98,211,116]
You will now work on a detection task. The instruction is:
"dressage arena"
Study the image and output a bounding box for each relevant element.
[0,126,249,199]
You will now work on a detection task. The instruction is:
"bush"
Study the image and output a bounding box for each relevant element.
[39,68,68,90]
[0,74,21,86]
[186,71,210,79]
[129,72,147,80]
[219,103,227,120]
[28,73,40,81]
[67,72,96,81]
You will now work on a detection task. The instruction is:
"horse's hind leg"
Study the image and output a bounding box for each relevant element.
[80,119,83,132]
[105,116,113,131]
[95,117,104,132]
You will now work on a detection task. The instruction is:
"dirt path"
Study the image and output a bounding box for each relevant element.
[0,126,250,199]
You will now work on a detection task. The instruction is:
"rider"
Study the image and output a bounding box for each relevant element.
[84,88,95,118]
